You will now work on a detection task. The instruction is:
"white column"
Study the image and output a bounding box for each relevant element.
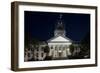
[38,46,40,60]
[54,45,56,58]
[62,45,64,57]
[58,45,59,58]
[48,45,51,56]
[52,45,55,58]
[56,45,59,58]
[65,45,68,57]
[67,46,71,56]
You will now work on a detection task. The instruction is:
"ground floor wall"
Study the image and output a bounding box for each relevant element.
[48,43,72,59]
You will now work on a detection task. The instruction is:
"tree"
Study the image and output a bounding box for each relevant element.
[43,46,50,53]
[43,45,52,60]
[69,44,74,54]
[80,32,90,58]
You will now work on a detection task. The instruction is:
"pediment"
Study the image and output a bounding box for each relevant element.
[47,36,72,43]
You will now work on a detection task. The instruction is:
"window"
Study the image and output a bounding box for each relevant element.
[37,48,39,51]
[41,53,44,57]
[51,46,53,49]
[31,48,34,51]
[28,48,30,50]
[36,53,38,57]
[25,53,26,56]
[28,53,30,57]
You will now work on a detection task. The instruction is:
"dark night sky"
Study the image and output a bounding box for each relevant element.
[24,11,90,42]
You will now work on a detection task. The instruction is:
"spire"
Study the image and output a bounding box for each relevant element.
[58,14,62,23]
[54,14,66,37]
[59,14,62,20]
[57,14,64,30]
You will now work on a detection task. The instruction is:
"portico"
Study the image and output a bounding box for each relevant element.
[48,36,72,59]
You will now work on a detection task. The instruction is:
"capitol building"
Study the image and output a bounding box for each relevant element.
[24,14,80,61]
[47,14,72,59]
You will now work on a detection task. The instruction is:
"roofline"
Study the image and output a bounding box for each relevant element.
[47,35,73,43]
